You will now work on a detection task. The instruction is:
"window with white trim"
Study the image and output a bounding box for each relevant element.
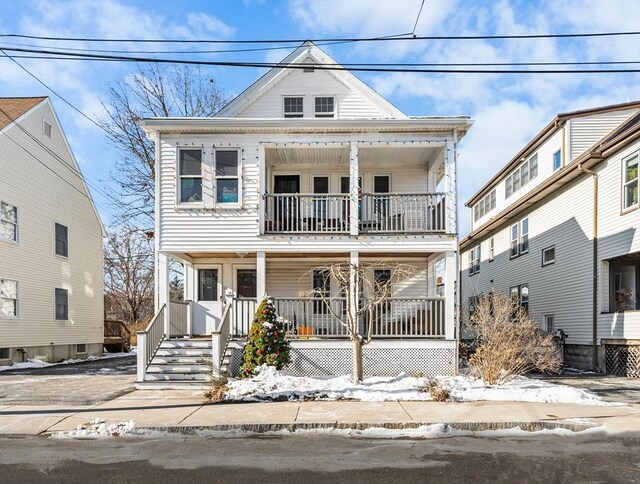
[55,223,68,257]
[43,120,52,138]
[313,269,330,314]
[0,279,18,318]
[283,96,304,118]
[55,288,68,320]
[178,149,203,203]
[0,202,18,242]
[553,150,561,171]
[469,245,480,275]
[214,149,239,204]
[543,314,554,333]
[510,217,529,258]
[314,96,335,118]
[623,153,638,210]
[474,189,496,221]
[510,284,529,312]
[489,237,495,261]
[505,154,538,198]
[542,246,555,266]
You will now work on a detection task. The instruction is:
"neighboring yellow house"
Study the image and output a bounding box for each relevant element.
[0,97,105,364]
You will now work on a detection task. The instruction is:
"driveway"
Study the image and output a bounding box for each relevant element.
[533,371,640,405]
[0,356,136,405]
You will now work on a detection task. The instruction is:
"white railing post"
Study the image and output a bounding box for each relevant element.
[186,300,192,337]
[444,251,456,340]
[211,331,222,377]
[137,332,147,382]
[158,252,170,336]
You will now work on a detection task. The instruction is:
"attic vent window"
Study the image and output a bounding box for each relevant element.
[315,96,334,118]
[283,96,304,118]
[303,67,315,73]
[43,120,52,138]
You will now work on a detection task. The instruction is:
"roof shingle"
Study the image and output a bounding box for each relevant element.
[0,97,47,131]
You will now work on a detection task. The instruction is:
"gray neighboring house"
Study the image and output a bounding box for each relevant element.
[0,97,105,365]
[460,101,640,377]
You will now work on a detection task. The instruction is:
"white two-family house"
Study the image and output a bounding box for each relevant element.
[460,102,640,377]
[137,42,473,385]
[0,97,105,365]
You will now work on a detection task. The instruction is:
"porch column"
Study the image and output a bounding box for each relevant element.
[349,251,359,326]
[258,144,266,235]
[444,251,456,340]
[257,251,266,299]
[184,262,195,337]
[444,136,457,235]
[158,252,170,336]
[349,143,359,236]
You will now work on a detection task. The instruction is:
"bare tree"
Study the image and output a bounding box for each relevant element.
[466,292,562,384]
[100,64,226,226]
[301,262,416,384]
[104,227,154,324]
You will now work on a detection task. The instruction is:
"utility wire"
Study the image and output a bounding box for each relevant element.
[2,46,638,73]
[3,53,638,67]
[2,31,639,43]
[412,0,426,36]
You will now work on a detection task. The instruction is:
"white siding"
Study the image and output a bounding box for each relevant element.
[237,66,393,119]
[569,109,637,161]
[0,102,103,349]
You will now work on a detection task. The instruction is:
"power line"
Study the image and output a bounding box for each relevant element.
[2,46,638,73]
[2,31,638,43]
[3,54,638,67]
[412,0,426,36]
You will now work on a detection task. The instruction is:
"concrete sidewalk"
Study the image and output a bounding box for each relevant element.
[1,389,639,436]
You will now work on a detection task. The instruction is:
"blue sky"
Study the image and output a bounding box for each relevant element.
[1,0,639,235]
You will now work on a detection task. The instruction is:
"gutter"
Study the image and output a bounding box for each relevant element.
[577,163,599,371]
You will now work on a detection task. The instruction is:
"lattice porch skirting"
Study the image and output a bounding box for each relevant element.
[228,340,457,377]
[604,341,640,378]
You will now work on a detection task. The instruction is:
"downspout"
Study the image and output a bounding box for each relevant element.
[578,162,599,371]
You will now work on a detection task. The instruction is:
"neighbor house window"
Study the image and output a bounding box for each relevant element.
[609,258,639,312]
[55,223,68,257]
[474,190,496,221]
[314,96,335,118]
[313,269,330,314]
[0,202,18,242]
[505,154,538,198]
[553,150,562,171]
[469,245,480,275]
[76,344,87,354]
[510,284,529,312]
[542,246,555,266]
[489,237,495,261]
[214,149,239,204]
[178,149,203,203]
[43,120,52,138]
[0,279,18,318]
[283,96,304,118]
[510,217,529,258]
[623,153,639,210]
[543,314,554,333]
[55,288,68,320]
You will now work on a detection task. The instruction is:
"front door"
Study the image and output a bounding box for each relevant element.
[192,265,222,335]
[273,175,301,230]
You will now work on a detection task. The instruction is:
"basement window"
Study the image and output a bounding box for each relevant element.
[0,348,9,359]
[76,344,87,354]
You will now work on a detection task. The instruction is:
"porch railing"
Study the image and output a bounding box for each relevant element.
[232,297,257,337]
[169,300,191,337]
[360,193,446,233]
[272,297,445,339]
[136,303,166,381]
[264,194,350,234]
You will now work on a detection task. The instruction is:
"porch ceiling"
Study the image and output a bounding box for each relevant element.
[266,146,349,166]
[359,145,441,167]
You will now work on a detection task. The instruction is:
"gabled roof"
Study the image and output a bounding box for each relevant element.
[465,100,640,207]
[215,41,406,119]
[0,97,47,131]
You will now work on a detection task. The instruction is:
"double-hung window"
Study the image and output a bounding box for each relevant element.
[0,279,18,318]
[623,153,639,210]
[510,217,529,258]
[178,149,203,203]
[214,150,240,204]
[510,284,529,312]
[55,288,68,320]
[505,154,538,198]
[314,96,335,118]
[489,237,495,261]
[553,150,562,171]
[313,269,330,314]
[469,245,480,275]
[283,96,304,118]
[55,223,68,257]
[0,202,18,242]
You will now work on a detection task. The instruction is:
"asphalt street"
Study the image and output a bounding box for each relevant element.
[0,432,639,483]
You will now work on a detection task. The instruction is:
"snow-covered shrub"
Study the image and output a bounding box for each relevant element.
[466,292,561,385]
[239,298,291,378]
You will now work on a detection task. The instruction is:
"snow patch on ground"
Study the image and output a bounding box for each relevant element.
[0,351,135,372]
[224,365,611,406]
[50,418,144,439]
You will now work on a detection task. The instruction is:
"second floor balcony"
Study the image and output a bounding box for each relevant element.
[264,192,447,235]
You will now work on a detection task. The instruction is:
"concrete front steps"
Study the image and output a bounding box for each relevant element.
[139,339,215,389]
